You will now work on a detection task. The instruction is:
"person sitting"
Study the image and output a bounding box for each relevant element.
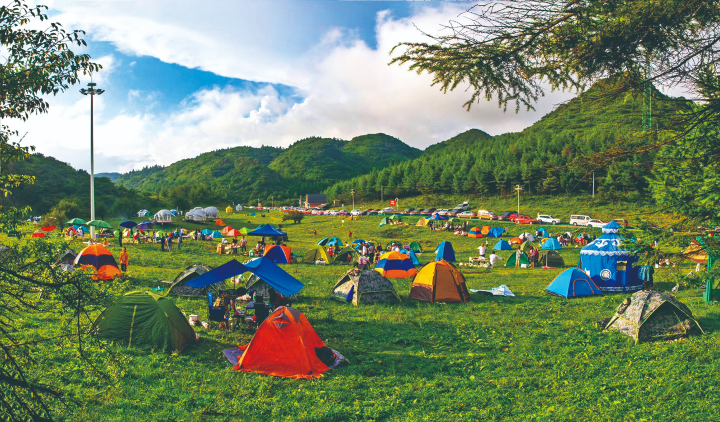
[216,242,225,255]
[246,294,269,328]
[230,239,239,254]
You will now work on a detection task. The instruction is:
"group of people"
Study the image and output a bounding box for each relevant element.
[216,236,249,255]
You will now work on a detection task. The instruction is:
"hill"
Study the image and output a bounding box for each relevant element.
[324,77,691,204]
[113,134,421,205]
[95,172,121,181]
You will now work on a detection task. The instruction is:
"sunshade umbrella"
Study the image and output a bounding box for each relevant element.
[375,251,418,278]
[87,220,113,229]
[137,221,155,230]
[201,228,212,236]
[66,218,87,226]
[120,220,138,229]
[41,226,56,232]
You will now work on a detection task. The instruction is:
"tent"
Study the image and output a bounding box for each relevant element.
[216,219,226,226]
[509,237,523,245]
[226,206,233,214]
[409,260,470,303]
[481,226,491,235]
[416,218,428,227]
[409,241,423,253]
[317,237,342,247]
[434,241,456,262]
[221,226,235,235]
[250,212,256,216]
[167,265,216,297]
[537,227,550,239]
[301,245,331,264]
[185,208,207,222]
[428,213,448,221]
[246,274,297,301]
[225,306,343,379]
[683,240,708,264]
[330,246,357,265]
[506,250,530,267]
[154,209,173,223]
[540,250,565,267]
[493,240,512,250]
[54,248,77,266]
[93,291,196,354]
[170,210,178,216]
[137,210,150,217]
[236,204,243,211]
[389,214,402,221]
[204,207,220,219]
[542,238,562,250]
[263,245,293,264]
[486,227,505,237]
[519,241,537,252]
[74,245,121,280]
[211,230,223,239]
[225,228,242,237]
[468,227,483,238]
[333,269,400,305]
[375,251,418,278]
[185,258,304,297]
[578,221,641,293]
[201,228,212,236]
[399,249,420,266]
[605,291,703,344]
[379,217,390,226]
[248,224,287,238]
[546,268,601,298]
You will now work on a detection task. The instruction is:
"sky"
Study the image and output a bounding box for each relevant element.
[12,0,579,174]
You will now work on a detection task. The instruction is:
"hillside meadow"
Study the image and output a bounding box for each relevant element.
[4,209,719,421]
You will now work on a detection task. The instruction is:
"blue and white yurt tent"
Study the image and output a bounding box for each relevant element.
[577,221,641,293]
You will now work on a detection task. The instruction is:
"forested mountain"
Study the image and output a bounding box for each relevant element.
[324,77,691,203]
[95,172,121,181]
[113,134,421,205]
[5,154,154,216]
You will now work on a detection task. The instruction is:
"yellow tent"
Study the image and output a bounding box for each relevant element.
[481,226,491,235]
[301,245,331,264]
[684,240,708,264]
[408,260,470,303]
[225,206,233,214]
[416,218,428,227]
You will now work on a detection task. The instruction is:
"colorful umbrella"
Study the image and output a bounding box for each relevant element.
[41,226,56,232]
[74,244,121,280]
[120,220,138,229]
[66,218,87,225]
[375,251,418,278]
[87,220,113,229]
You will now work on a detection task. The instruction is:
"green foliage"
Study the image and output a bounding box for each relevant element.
[281,210,304,223]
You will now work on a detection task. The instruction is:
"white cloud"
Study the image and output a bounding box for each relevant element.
[16,2,578,173]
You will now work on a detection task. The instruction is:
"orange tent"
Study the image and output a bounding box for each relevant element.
[216,219,226,226]
[232,307,341,379]
[221,226,234,235]
[510,237,523,245]
[468,227,483,238]
[408,260,470,303]
[74,244,121,280]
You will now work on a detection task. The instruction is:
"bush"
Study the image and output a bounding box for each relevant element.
[282,211,305,224]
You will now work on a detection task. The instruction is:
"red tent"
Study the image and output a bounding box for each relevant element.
[225,228,242,237]
[216,219,226,226]
[231,307,341,379]
[41,226,56,232]
[221,226,234,235]
[31,231,46,238]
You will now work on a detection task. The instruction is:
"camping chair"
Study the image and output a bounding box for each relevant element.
[207,293,229,330]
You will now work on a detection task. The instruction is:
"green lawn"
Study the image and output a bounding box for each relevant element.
[6,210,720,421]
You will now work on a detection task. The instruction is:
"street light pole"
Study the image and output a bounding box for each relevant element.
[514,185,523,215]
[80,82,104,239]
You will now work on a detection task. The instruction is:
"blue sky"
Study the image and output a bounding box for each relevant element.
[18,1,576,173]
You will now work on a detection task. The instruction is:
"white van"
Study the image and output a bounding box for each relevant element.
[569,215,592,226]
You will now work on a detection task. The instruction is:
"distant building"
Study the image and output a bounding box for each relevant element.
[305,194,327,209]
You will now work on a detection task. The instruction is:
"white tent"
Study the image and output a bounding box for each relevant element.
[137,209,150,217]
[154,209,174,223]
[235,204,243,211]
[203,206,219,219]
[185,208,207,222]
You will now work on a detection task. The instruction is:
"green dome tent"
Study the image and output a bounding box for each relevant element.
[506,250,530,267]
[167,265,216,297]
[301,245,331,264]
[332,269,400,305]
[379,217,390,227]
[409,241,423,253]
[92,291,196,354]
[332,246,358,264]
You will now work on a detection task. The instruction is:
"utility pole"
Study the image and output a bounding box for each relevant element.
[395,197,399,211]
[80,82,105,240]
[351,189,355,211]
[592,172,595,198]
[514,184,523,215]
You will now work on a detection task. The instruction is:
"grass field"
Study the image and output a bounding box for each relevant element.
[6,208,720,421]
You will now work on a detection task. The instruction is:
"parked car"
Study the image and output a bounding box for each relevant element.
[378,208,396,215]
[453,201,470,211]
[536,214,561,224]
[350,209,362,216]
[509,214,534,223]
[337,210,349,216]
[498,211,517,221]
[422,208,436,214]
[570,215,592,226]
[587,219,605,228]
[436,209,450,215]
[402,208,414,214]
[477,210,498,220]
[457,211,477,218]
[446,210,460,216]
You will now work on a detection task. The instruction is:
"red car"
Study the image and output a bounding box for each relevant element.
[510,214,536,224]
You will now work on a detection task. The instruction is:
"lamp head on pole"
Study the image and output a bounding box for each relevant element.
[80,82,105,96]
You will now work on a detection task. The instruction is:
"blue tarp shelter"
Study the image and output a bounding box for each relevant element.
[434,241,456,262]
[247,224,287,237]
[487,227,505,237]
[546,268,602,298]
[578,222,641,293]
[185,258,304,297]
[400,249,420,266]
[428,213,448,221]
[542,238,562,250]
[493,240,512,250]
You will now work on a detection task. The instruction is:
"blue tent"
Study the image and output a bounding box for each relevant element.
[170,210,178,216]
[486,227,505,237]
[578,222,641,293]
[400,249,420,266]
[317,238,329,246]
[546,268,602,298]
[352,239,366,244]
[201,228,212,236]
[247,224,286,237]
[434,241,456,262]
[250,212,256,216]
[493,240,512,250]
[327,237,344,247]
[541,237,562,250]
[537,227,550,238]
[185,258,304,297]
[211,230,223,238]
[428,213,448,221]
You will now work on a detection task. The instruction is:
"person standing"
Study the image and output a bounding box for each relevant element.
[348,230,353,239]
[478,243,487,259]
[119,247,129,272]
[515,248,522,267]
[489,251,503,268]
[160,234,165,252]
[313,229,317,237]
[118,229,123,247]
[177,231,182,252]
[167,235,173,252]
[240,236,247,252]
